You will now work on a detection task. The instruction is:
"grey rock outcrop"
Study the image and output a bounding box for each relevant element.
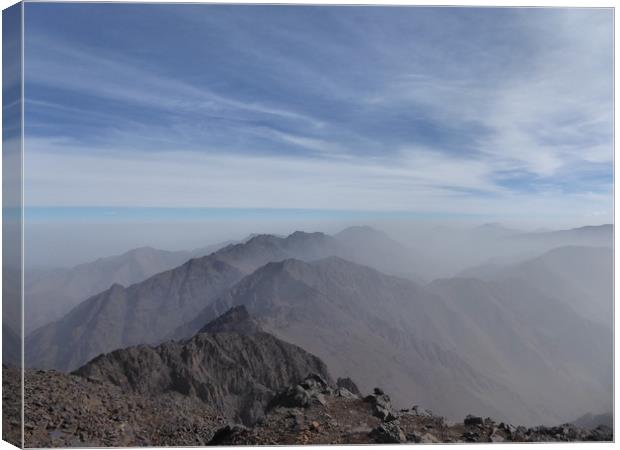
[365,389,397,422]
[74,307,332,425]
[337,377,361,396]
[464,414,484,426]
[268,374,333,410]
[369,420,406,443]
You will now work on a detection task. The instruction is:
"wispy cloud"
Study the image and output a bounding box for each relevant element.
[23,5,612,222]
[26,35,324,127]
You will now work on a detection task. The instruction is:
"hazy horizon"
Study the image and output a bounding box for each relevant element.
[24,206,611,268]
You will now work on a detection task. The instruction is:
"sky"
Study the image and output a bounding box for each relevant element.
[21,5,613,255]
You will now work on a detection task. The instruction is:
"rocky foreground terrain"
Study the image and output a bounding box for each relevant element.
[211,374,613,445]
[4,368,612,447]
[4,366,223,447]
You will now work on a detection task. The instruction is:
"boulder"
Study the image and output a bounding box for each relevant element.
[461,431,480,442]
[464,414,484,426]
[336,377,361,396]
[268,374,332,410]
[300,373,330,393]
[369,421,406,443]
[269,385,311,409]
[335,387,358,399]
[364,391,397,422]
[489,427,505,442]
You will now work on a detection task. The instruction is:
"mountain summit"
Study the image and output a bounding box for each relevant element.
[74,306,332,425]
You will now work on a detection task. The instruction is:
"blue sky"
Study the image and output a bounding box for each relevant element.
[23,5,613,223]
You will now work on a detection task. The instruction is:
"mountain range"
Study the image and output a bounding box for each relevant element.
[25,228,425,370]
[23,225,613,427]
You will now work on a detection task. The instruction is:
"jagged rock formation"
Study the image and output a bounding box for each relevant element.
[74,306,332,424]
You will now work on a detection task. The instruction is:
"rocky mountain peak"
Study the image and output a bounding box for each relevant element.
[198,305,262,335]
[73,307,332,425]
[245,234,281,246]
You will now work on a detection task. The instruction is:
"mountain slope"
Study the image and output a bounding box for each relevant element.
[427,277,612,422]
[26,231,341,371]
[74,306,331,425]
[178,257,548,425]
[24,241,232,333]
[179,257,611,425]
[334,226,433,282]
[459,246,613,326]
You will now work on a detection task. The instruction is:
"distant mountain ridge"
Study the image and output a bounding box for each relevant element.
[25,226,429,371]
[511,224,612,246]
[24,240,233,333]
[459,245,613,326]
[25,231,343,371]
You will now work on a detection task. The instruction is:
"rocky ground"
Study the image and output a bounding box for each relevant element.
[2,365,22,447]
[210,375,613,445]
[4,366,226,447]
[4,368,613,446]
